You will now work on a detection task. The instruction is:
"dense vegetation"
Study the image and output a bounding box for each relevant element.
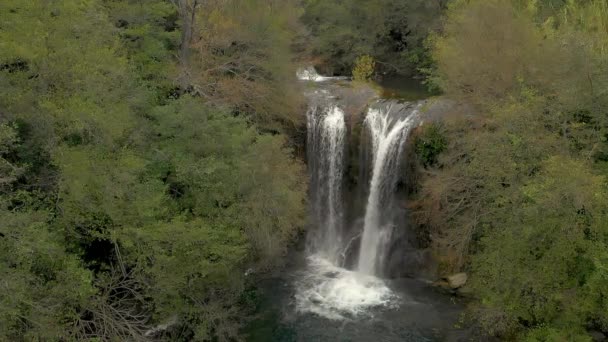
[0,1,306,340]
[301,0,447,77]
[3,0,608,341]
[413,0,608,339]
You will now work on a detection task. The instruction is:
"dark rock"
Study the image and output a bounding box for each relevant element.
[386,248,437,280]
[323,271,340,279]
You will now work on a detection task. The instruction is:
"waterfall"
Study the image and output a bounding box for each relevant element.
[357,103,420,275]
[297,68,423,320]
[306,94,346,264]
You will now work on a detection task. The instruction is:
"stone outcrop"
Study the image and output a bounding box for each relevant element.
[446,273,468,289]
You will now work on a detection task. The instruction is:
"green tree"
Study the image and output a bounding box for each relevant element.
[117,98,306,340]
[352,55,376,82]
[103,0,180,97]
[414,0,608,338]
[1,1,308,340]
[302,0,447,76]
[0,208,95,341]
[184,0,306,129]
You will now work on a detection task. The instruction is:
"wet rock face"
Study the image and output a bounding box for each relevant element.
[385,247,437,280]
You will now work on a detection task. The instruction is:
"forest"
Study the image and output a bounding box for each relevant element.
[414,0,608,340]
[1,0,607,341]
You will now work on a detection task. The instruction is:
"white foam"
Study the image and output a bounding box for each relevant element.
[295,255,398,320]
[297,67,348,82]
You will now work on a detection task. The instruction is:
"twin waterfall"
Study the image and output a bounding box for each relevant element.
[305,87,420,276]
[296,68,422,319]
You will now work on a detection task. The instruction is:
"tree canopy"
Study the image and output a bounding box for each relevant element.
[301,0,447,77]
[412,0,608,339]
[0,0,306,340]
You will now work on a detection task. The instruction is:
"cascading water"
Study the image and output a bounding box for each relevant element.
[297,66,349,82]
[298,110,397,316]
[248,69,467,341]
[306,97,346,264]
[296,68,421,320]
[357,103,420,275]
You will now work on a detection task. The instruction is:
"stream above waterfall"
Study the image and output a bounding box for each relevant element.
[245,68,471,341]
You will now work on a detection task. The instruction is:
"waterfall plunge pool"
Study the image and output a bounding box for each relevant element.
[245,249,472,342]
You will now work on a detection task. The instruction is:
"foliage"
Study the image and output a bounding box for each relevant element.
[188,0,306,129]
[0,0,307,340]
[302,0,447,76]
[145,97,306,267]
[103,0,180,96]
[472,156,608,337]
[0,208,95,341]
[413,0,608,338]
[352,55,376,82]
[0,123,25,191]
[414,123,447,167]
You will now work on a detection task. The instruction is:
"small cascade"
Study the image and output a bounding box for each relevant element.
[297,66,349,82]
[357,103,420,275]
[306,92,346,264]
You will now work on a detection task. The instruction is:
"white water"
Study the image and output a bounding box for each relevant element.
[301,90,398,319]
[322,106,346,260]
[306,104,346,263]
[297,66,348,82]
[357,105,420,275]
[295,254,398,320]
[298,71,422,320]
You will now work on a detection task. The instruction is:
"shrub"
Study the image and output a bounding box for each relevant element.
[352,55,376,81]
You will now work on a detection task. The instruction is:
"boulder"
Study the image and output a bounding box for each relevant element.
[447,273,468,289]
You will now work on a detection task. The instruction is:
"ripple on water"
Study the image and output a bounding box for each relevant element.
[294,255,399,320]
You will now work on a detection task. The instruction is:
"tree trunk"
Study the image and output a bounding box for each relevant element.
[177,0,199,93]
